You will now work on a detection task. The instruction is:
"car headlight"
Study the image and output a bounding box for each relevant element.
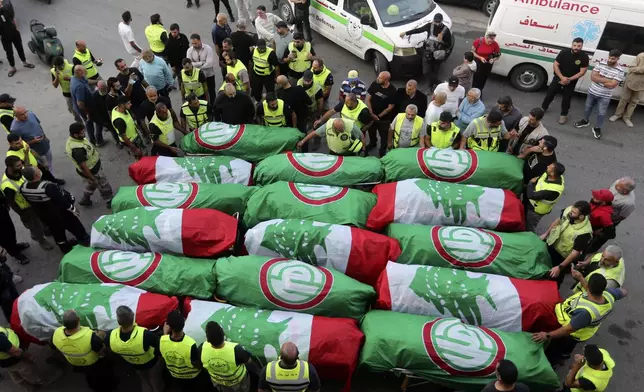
[393,47,417,56]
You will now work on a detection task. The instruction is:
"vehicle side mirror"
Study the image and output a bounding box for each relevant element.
[360,15,371,25]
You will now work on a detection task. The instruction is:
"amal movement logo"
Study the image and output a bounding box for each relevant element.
[259,258,333,310]
[288,183,349,205]
[136,183,199,208]
[431,226,502,268]
[417,148,478,182]
[194,122,246,150]
[90,250,162,285]
[423,318,506,376]
[287,153,344,177]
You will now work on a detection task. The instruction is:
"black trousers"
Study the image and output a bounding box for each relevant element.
[422,54,444,88]
[40,210,90,253]
[251,73,275,101]
[1,30,27,68]
[172,371,213,392]
[212,0,234,17]
[75,358,118,392]
[0,264,20,322]
[368,121,390,157]
[206,75,217,109]
[541,77,578,116]
[547,245,575,288]
[472,60,494,92]
[151,144,178,157]
[295,9,312,42]
[0,207,23,258]
[544,335,579,366]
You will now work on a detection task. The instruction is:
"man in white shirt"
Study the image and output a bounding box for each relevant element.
[255,5,282,46]
[186,33,216,108]
[117,11,142,68]
[433,76,465,116]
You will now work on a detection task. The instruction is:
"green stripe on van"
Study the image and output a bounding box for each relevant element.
[311,1,394,53]
[501,48,596,71]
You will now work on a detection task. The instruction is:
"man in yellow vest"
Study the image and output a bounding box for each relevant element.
[0,325,45,390]
[257,92,297,128]
[311,59,333,106]
[258,342,321,392]
[181,93,210,132]
[105,305,164,392]
[574,245,625,292]
[218,73,239,96]
[6,133,61,183]
[2,155,53,250]
[112,96,146,160]
[72,40,103,82]
[66,123,114,208]
[525,161,566,232]
[314,93,374,135]
[387,104,424,150]
[283,32,314,81]
[51,56,81,122]
[250,39,280,101]
[201,321,256,392]
[298,118,365,156]
[0,94,16,134]
[225,51,251,92]
[424,111,461,149]
[180,58,209,102]
[459,109,517,151]
[298,71,324,122]
[532,274,626,366]
[564,345,615,392]
[540,201,593,286]
[149,102,188,156]
[51,310,117,392]
[160,310,210,391]
[145,14,168,57]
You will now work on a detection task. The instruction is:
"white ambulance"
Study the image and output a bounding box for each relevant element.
[488,0,643,98]
[279,0,455,75]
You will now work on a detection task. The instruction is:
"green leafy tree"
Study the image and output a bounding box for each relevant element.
[409,267,497,325]
[33,283,122,329]
[176,157,234,184]
[201,307,291,361]
[93,208,164,249]
[260,220,332,265]
[415,180,485,225]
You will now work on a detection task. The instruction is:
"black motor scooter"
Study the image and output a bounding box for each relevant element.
[27,20,63,65]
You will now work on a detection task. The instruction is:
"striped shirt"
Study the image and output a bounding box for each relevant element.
[588,62,624,98]
[339,79,367,101]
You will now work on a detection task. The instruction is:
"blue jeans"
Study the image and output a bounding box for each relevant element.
[583,93,611,129]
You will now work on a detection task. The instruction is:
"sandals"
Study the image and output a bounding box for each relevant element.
[23,62,35,69]
[8,69,16,77]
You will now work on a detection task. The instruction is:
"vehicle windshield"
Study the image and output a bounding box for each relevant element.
[373,0,436,27]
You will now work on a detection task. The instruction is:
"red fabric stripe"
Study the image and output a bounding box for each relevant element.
[366,183,397,231]
[135,292,179,329]
[309,315,364,392]
[496,189,526,232]
[181,209,238,257]
[345,227,400,286]
[373,266,392,310]
[128,156,159,185]
[510,278,562,332]
[11,299,42,345]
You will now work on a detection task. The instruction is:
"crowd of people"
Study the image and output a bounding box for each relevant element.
[0,1,640,392]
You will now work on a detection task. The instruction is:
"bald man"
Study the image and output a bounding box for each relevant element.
[276,74,312,134]
[396,79,428,118]
[298,117,365,156]
[258,342,321,392]
[71,65,104,146]
[213,83,255,124]
[91,80,112,147]
[72,40,103,81]
[366,71,397,157]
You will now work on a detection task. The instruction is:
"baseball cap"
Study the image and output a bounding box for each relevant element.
[302,70,314,82]
[592,189,614,203]
[0,94,16,104]
[448,76,459,86]
[347,70,359,80]
[433,13,443,22]
[439,111,453,122]
[257,39,267,48]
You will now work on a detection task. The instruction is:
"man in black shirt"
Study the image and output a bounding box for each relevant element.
[396,80,427,117]
[91,80,112,147]
[525,161,565,232]
[400,13,452,89]
[520,135,558,183]
[1,247,21,320]
[165,24,190,82]
[139,86,181,139]
[105,78,125,146]
[276,74,312,134]
[256,92,297,127]
[292,0,312,42]
[0,3,35,77]
[564,345,613,392]
[214,83,255,124]
[366,71,397,157]
[0,184,29,265]
[480,360,530,392]
[230,19,256,68]
[115,58,148,116]
[250,39,280,102]
[541,38,590,124]
[0,323,44,390]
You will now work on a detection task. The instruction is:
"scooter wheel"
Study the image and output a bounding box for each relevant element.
[27,41,36,54]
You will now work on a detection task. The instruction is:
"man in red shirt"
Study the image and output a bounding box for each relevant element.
[589,189,614,234]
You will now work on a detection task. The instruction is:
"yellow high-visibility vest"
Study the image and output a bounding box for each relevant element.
[287,42,312,73]
[570,348,615,392]
[529,173,565,215]
[181,68,205,98]
[340,99,369,130]
[546,206,593,258]
[263,99,286,127]
[109,325,156,365]
[145,24,167,54]
[1,174,30,210]
[227,61,248,91]
[6,141,38,167]
[265,359,311,392]
[252,47,275,76]
[0,327,20,360]
[430,121,460,149]
[51,60,74,94]
[555,291,615,341]
[0,108,13,133]
[73,49,98,79]
[392,113,423,148]
[574,253,625,293]
[181,101,209,129]
[324,118,356,154]
[159,334,201,379]
[311,65,331,94]
[201,342,247,386]
[150,113,176,146]
[111,108,139,143]
[297,79,322,112]
[52,326,100,367]
[65,137,100,171]
[467,116,502,151]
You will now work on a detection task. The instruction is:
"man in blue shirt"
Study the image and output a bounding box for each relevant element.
[139,50,174,98]
[70,65,104,146]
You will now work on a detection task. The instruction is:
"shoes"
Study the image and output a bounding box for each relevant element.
[558,115,567,125]
[16,254,30,265]
[365,143,377,151]
[12,274,23,284]
[592,127,602,140]
[38,238,55,250]
[186,1,193,8]
[17,242,30,251]
[79,195,93,207]
[96,140,107,147]
[55,178,66,186]
[23,62,35,69]
[106,200,112,210]
[624,119,634,128]
[609,115,620,122]
[195,0,200,7]
[574,119,590,128]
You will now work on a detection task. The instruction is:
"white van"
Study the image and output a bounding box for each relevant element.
[489,0,643,99]
[279,0,455,75]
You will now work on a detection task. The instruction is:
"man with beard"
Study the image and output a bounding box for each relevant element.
[276,75,311,134]
[395,80,427,118]
[105,78,125,146]
[180,58,209,102]
[186,33,216,108]
[366,71,396,157]
[213,84,255,125]
[297,70,324,127]
[311,59,333,109]
[165,24,190,84]
[283,32,315,82]
[149,103,188,157]
[91,80,112,147]
[250,39,279,101]
[115,58,148,116]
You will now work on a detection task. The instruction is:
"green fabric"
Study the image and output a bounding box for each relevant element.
[253,153,383,186]
[381,148,524,194]
[243,181,376,229]
[58,246,216,299]
[214,256,374,319]
[111,183,255,216]
[386,224,551,279]
[359,310,559,392]
[181,122,302,162]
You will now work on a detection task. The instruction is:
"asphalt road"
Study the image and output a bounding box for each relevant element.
[1,0,642,391]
